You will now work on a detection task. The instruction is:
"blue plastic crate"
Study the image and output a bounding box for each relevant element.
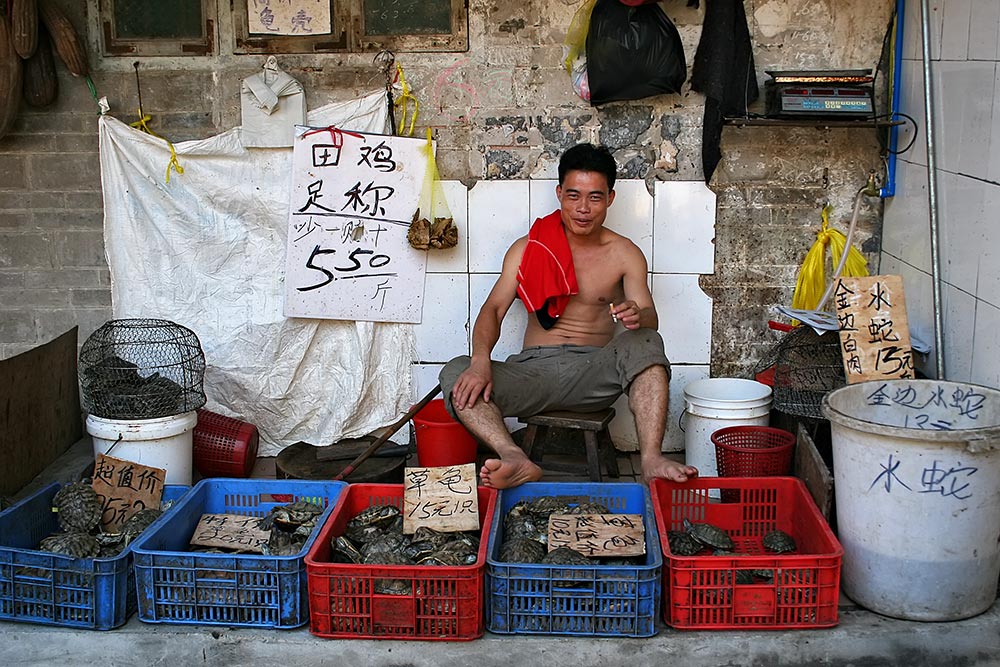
[485,482,661,637]
[130,478,346,629]
[0,481,188,630]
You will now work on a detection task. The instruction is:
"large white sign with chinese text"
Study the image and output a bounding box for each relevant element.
[284,127,430,322]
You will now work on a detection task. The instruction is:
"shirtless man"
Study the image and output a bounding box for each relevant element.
[439,143,698,489]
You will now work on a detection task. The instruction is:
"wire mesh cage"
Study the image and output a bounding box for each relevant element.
[79,319,207,420]
[753,325,845,420]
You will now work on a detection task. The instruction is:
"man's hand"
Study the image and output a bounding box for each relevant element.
[610,300,643,330]
[450,357,493,410]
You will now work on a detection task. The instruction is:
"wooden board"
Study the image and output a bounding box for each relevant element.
[190,513,270,553]
[364,0,452,35]
[793,423,834,521]
[834,275,914,383]
[402,463,479,534]
[92,454,166,532]
[547,514,645,557]
[0,327,82,497]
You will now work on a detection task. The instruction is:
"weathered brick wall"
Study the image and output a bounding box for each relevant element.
[0,0,891,375]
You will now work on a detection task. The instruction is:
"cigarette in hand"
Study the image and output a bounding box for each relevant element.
[610,303,618,323]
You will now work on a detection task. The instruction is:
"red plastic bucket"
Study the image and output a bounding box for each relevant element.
[412,399,478,468]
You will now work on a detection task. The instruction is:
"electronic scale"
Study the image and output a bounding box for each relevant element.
[764,69,875,120]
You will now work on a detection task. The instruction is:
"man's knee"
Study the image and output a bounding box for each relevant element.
[438,356,471,417]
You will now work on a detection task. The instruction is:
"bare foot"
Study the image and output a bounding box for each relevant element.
[641,455,698,486]
[480,455,543,489]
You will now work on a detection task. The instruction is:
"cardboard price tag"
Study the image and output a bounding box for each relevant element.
[834,275,914,383]
[91,454,166,532]
[189,513,270,553]
[547,513,646,557]
[402,463,479,534]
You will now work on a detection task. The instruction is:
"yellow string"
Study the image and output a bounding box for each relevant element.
[792,204,869,313]
[393,63,419,137]
[129,110,184,184]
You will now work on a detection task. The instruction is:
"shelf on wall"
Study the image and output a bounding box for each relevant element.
[723,117,905,129]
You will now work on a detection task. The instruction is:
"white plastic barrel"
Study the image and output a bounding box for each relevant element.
[683,379,772,485]
[86,411,198,485]
[822,379,1000,621]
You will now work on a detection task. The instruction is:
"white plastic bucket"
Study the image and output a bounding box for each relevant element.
[683,378,772,485]
[86,411,198,485]
[822,379,1000,621]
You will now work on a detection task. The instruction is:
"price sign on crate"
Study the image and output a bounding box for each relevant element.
[91,454,166,532]
[547,514,646,557]
[190,513,270,553]
[402,463,479,534]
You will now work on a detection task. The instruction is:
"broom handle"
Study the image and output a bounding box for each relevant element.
[334,385,442,481]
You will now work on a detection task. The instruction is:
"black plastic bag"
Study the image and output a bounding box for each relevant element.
[586,0,687,106]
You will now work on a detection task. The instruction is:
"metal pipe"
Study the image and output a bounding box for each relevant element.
[920,0,946,377]
[880,0,906,198]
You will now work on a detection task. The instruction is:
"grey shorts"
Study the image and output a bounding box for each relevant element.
[439,329,670,419]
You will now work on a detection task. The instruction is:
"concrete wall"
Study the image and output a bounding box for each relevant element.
[881,0,1000,388]
[1,1,891,384]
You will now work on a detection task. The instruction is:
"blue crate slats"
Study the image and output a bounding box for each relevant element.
[485,482,661,637]
[130,478,347,629]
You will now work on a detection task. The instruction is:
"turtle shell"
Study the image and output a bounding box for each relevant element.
[541,546,592,566]
[52,482,102,532]
[667,530,704,556]
[39,532,100,559]
[565,501,611,515]
[361,532,408,559]
[331,536,364,564]
[762,529,797,553]
[499,537,545,563]
[684,518,734,551]
[123,508,162,539]
[526,496,573,518]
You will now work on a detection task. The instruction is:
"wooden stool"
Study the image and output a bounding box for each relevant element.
[519,409,619,482]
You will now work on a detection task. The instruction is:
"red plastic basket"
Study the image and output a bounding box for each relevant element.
[650,477,842,630]
[192,409,259,478]
[305,483,497,641]
[713,426,795,478]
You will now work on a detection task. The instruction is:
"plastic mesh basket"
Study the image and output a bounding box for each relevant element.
[713,426,796,478]
[192,409,259,478]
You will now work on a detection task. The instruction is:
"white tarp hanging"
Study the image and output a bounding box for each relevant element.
[99,90,415,456]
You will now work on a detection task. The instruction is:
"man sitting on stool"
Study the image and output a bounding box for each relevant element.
[440,143,698,489]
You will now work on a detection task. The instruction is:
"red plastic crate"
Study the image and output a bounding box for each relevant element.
[305,483,497,641]
[192,409,259,478]
[650,477,842,630]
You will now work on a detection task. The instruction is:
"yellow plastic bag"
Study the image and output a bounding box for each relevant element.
[563,0,598,73]
[792,204,869,311]
[408,129,457,250]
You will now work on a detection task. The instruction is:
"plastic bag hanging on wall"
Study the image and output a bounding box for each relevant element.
[240,56,306,148]
[407,130,457,250]
[585,0,686,106]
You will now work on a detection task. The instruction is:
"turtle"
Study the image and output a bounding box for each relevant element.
[566,501,612,515]
[499,537,546,563]
[683,518,734,551]
[762,529,797,554]
[345,522,385,545]
[122,508,163,544]
[39,531,101,559]
[52,482,102,532]
[418,549,470,567]
[361,532,408,560]
[412,526,451,548]
[526,496,574,518]
[667,530,704,556]
[258,500,324,531]
[541,546,592,566]
[403,539,438,562]
[331,535,364,564]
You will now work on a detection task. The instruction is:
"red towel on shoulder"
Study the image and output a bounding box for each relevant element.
[516,210,578,330]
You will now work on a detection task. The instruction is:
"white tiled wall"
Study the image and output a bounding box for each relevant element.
[881,0,1000,388]
[413,179,717,451]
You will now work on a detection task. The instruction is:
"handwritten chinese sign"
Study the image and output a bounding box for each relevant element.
[547,514,645,557]
[402,463,479,534]
[190,513,270,553]
[834,275,914,383]
[92,454,165,532]
[248,0,331,36]
[284,128,430,322]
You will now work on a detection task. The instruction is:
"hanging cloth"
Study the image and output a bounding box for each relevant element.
[240,56,306,148]
[690,0,759,183]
